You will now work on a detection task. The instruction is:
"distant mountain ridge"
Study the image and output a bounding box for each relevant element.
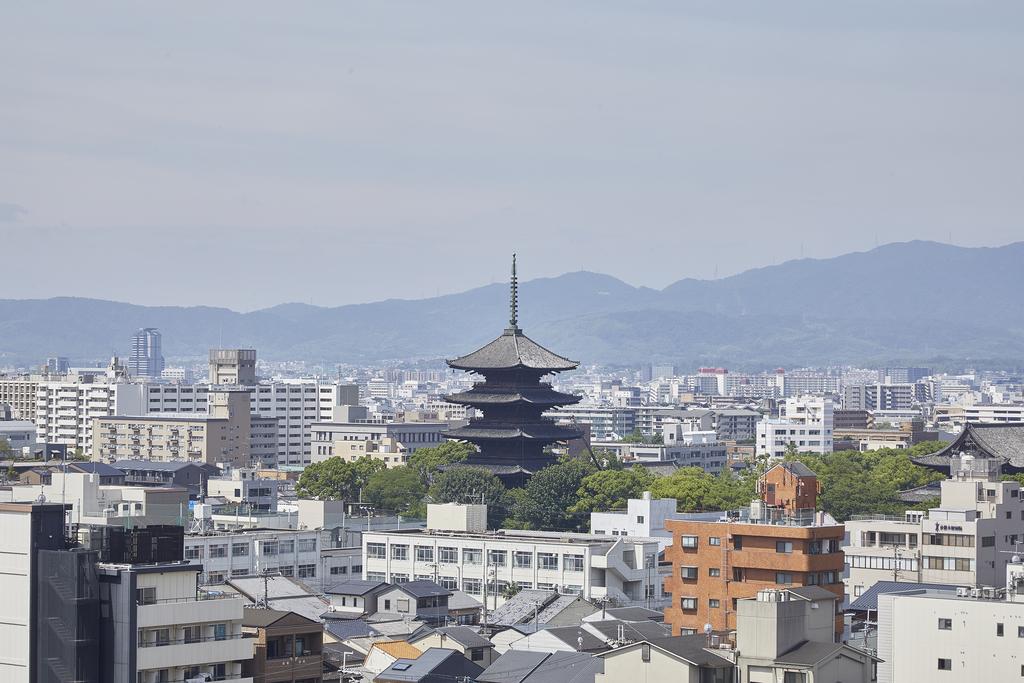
[2,241,1023,369]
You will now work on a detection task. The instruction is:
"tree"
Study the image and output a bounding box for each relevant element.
[429,467,508,528]
[296,456,385,500]
[649,467,718,511]
[4,465,16,484]
[570,467,656,513]
[0,438,11,459]
[407,441,477,483]
[501,582,521,599]
[504,458,596,531]
[364,466,428,516]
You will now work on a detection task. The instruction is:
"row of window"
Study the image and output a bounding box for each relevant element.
[185,539,317,559]
[679,535,840,554]
[366,544,584,571]
[848,555,919,571]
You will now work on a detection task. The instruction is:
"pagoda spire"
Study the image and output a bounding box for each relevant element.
[508,253,519,331]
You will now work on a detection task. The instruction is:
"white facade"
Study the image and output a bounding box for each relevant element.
[35,380,144,454]
[844,458,1024,598]
[0,420,38,450]
[362,525,664,609]
[184,528,324,586]
[877,568,1024,683]
[309,420,447,463]
[590,491,685,550]
[756,395,834,458]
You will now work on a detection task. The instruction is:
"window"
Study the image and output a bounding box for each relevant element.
[416,546,434,562]
[998,623,1005,637]
[183,625,201,644]
[538,553,559,570]
[208,544,227,558]
[514,551,533,568]
[184,546,203,560]
[463,548,483,565]
[298,564,316,578]
[231,542,249,556]
[391,573,409,584]
[732,567,745,582]
[136,587,157,605]
[489,550,507,567]
[279,540,295,555]
[680,535,698,549]
[439,546,458,564]
[1018,626,1024,638]
[471,648,484,661]
[982,536,995,547]
[776,541,793,554]
[636,515,645,524]
[367,572,386,582]
[680,597,697,610]
[680,566,698,580]
[709,567,721,577]
[709,599,720,608]
[517,580,534,590]
[938,658,952,670]
[733,536,743,550]
[261,541,279,557]
[396,598,410,613]
[214,623,227,641]
[641,643,651,662]
[279,565,294,577]
[367,543,386,559]
[298,538,317,553]
[463,578,482,595]
[709,537,721,546]
[776,572,793,585]
[563,554,584,572]
[439,576,458,590]
[938,618,952,630]
[391,545,409,561]
[783,673,807,683]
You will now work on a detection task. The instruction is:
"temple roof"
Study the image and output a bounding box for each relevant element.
[447,327,578,373]
[444,422,582,441]
[912,422,1024,470]
[446,385,580,407]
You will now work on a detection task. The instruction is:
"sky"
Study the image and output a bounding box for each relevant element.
[2,1,1022,311]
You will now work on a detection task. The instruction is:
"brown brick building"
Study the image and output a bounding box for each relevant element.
[663,462,845,636]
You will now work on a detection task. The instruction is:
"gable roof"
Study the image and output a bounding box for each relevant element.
[912,422,1024,470]
[521,651,603,683]
[393,580,451,599]
[67,461,124,476]
[376,647,484,683]
[597,635,732,669]
[112,459,204,472]
[542,626,608,652]
[371,640,424,660]
[477,650,549,683]
[327,578,387,596]
[847,581,959,612]
[243,606,319,629]
[584,619,671,643]
[324,618,380,641]
[414,626,493,649]
[775,461,816,477]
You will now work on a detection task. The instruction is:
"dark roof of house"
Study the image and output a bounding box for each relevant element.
[447,328,578,373]
[544,626,607,652]
[376,647,484,683]
[325,579,387,596]
[477,650,550,683]
[324,618,380,641]
[847,581,959,612]
[600,607,663,623]
[912,423,1024,470]
[523,651,603,683]
[776,461,816,477]
[394,580,452,599]
[67,461,124,476]
[242,606,319,629]
[897,481,942,503]
[604,635,732,668]
[585,620,670,643]
[418,626,493,649]
[775,641,846,666]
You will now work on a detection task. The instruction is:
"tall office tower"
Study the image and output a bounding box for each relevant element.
[45,357,69,375]
[209,348,257,385]
[128,328,165,379]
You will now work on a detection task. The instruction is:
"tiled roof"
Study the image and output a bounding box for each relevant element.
[847,581,959,612]
[913,423,1024,470]
[372,640,423,660]
[448,329,578,373]
[394,580,451,599]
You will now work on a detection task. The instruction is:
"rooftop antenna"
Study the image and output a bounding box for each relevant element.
[509,253,519,331]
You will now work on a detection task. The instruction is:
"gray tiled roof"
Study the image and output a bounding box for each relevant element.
[395,580,451,599]
[376,647,484,683]
[778,461,817,477]
[112,459,203,472]
[448,329,578,373]
[775,641,846,666]
[913,423,1024,470]
[419,626,493,649]
[610,635,733,668]
[477,650,549,683]
[585,620,670,643]
[847,581,958,612]
[326,579,387,596]
[522,651,602,683]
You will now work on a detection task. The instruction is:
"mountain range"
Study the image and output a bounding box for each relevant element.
[2,241,1023,370]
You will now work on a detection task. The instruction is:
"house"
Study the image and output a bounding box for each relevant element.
[66,460,126,485]
[374,647,485,683]
[508,625,609,654]
[594,635,734,683]
[327,579,389,618]
[582,606,663,624]
[479,650,603,683]
[411,625,497,667]
[488,589,599,628]
[112,459,214,497]
[365,640,424,675]
[735,587,878,683]
[242,607,325,683]
[446,589,483,625]
[375,580,452,625]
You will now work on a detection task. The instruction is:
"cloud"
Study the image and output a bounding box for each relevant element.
[0,203,27,222]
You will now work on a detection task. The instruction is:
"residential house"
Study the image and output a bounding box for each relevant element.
[242,607,324,683]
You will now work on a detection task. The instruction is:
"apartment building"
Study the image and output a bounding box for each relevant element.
[590,491,687,550]
[712,408,760,442]
[663,462,845,636]
[94,388,253,466]
[877,560,1024,683]
[623,431,728,474]
[310,419,447,463]
[756,395,833,458]
[933,403,1024,427]
[843,383,917,411]
[146,379,359,465]
[184,528,326,586]
[550,405,636,441]
[209,348,258,385]
[242,607,324,683]
[844,454,1023,598]
[0,376,40,420]
[35,379,145,454]
[363,503,664,609]
[207,469,280,511]
[0,420,38,451]
[778,369,841,398]
[104,561,253,683]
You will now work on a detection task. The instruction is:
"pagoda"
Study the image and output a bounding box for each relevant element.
[443,255,582,477]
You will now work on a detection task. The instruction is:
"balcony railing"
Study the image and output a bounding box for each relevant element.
[138,633,244,648]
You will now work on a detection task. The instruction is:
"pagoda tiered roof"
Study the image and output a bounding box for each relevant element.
[447,326,578,373]
[446,384,580,407]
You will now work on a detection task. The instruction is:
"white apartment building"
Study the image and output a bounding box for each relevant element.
[363,503,665,609]
[145,379,359,466]
[590,491,687,550]
[309,420,447,463]
[0,420,38,451]
[877,560,1024,683]
[934,403,1024,428]
[844,455,1023,598]
[207,469,280,511]
[184,528,325,586]
[756,395,834,458]
[105,562,253,683]
[624,431,728,474]
[550,405,636,440]
[35,380,145,454]
[0,376,40,420]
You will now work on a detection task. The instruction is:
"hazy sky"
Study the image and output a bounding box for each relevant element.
[3,2,1022,310]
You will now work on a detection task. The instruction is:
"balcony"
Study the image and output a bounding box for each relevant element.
[136,635,253,671]
[137,594,243,629]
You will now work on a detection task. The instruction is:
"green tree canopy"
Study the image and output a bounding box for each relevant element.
[504,458,596,531]
[364,466,428,516]
[295,456,386,500]
[0,438,11,458]
[407,441,477,483]
[429,467,508,528]
[570,467,656,514]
